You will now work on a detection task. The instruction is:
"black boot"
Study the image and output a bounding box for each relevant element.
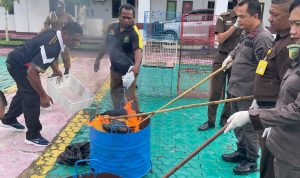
[222,148,246,163]
[198,121,215,131]
[233,158,259,175]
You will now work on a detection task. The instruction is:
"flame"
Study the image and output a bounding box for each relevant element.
[87,100,142,132]
[123,100,142,132]
[87,115,110,131]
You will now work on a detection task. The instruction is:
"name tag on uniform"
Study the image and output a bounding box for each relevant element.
[256,60,268,76]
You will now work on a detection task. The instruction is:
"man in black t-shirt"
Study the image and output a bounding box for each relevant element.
[94,4,143,111]
[1,22,82,146]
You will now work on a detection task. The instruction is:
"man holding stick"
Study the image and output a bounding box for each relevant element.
[198,0,242,131]
[249,0,293,177]
[224,1,300,177]
[221,0,273,175]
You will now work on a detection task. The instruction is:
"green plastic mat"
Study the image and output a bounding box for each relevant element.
[46,92,259,178]
[0,56,15,90]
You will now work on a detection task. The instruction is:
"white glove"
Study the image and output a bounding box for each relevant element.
[249,99,259,110]
[222,56,233,70]
[262,127,272,138]
[224,111,250,133]
[233,19,239,28]
[122,66,135,89]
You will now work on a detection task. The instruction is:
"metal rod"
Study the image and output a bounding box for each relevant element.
[163,123,229,178]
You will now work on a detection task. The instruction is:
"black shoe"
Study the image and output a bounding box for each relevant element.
[198,121,215,131]
[25,136,49,147]
[0,120,25,131]
[222,151,246,163]
[233,159,259,175]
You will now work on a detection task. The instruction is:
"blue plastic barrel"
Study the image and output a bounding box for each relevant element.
[89,117,151,178]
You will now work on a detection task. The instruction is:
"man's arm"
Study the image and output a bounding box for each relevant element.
[94,42,108,72]
[132,49,143,74]
[94,24,111,73]
[131,25,143,74]
[50,60,63,77]
[27,66,53,107]
[250,91,300,129]
[253,34,274,62]
[44,15,51,30]
[217,26,238,44]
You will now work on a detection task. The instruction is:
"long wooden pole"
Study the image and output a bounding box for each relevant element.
[111,95,253,119]
[163,123,229,178]
[138,64,231,125]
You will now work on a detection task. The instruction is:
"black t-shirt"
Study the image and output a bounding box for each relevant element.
[7,29,62,73]
[105,23,143,74]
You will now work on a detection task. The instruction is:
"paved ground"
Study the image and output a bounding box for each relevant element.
[0,48,259,178]
[0,49,110,178]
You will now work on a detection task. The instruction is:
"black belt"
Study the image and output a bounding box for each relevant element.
[257,101,276,107]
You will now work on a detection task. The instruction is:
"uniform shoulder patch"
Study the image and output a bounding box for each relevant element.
[221,11,231,16]
[218,16,224,21]
[254,47,265,61]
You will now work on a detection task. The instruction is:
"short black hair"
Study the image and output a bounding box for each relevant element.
[118,3,135,17]
[271,0,293,13]
[62,22,83,35]
[290,0,300,12]
[239,0,262,19]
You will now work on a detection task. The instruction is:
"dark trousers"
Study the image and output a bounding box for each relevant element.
[207,62,231,125]
[110,70,139,111]
[274,158,300,178]
[257,101,276,178]
[231,98,259,161]
[2,63,42,139]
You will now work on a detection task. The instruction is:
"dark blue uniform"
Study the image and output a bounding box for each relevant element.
[3,30,63,140]
[103,22,143,110]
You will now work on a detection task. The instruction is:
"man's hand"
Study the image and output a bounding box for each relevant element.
[52,69,63,77]
[262,127,272,138]
[40,94,53,108]
[249,99,259,110]
[94,60,100,72]
[222,56,233,70]
[224,111,250,133]
[130,65,140,75]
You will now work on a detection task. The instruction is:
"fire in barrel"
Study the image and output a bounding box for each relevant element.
[87,101,151,178]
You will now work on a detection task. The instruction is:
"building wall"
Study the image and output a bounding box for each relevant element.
[14,0,49,33]
[0,9,16,31]
[150,0,209,13]
[0,0,49,33]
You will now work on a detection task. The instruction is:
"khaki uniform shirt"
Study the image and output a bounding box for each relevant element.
[215,10,242,63]
[250,56,300,167]
[228,23,274,97]
[254,29,293,102]
[44,12,74,31]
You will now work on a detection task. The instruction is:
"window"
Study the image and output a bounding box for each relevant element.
[207,1,215,9]
[112,0,121,18]
[182,1,193,14]
[166,1,177,21]
[8,6,14,15]
[86,8,95,18]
